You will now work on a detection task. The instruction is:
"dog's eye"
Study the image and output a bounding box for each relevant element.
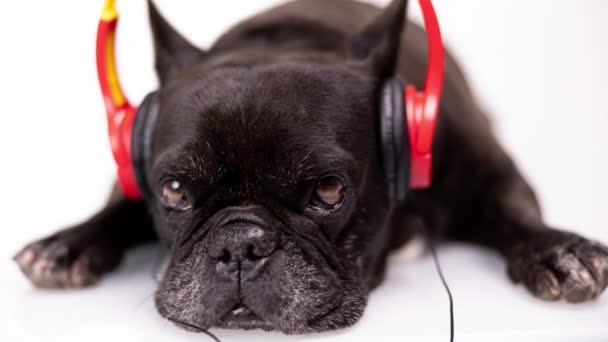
[310,175,345,210]
[161,177,192,211]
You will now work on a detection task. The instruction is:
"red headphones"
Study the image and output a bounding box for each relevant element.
[96,0,141,199]
[96,0,444,202]
[379,0,444,200]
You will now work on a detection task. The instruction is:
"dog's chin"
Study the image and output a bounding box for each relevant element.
[166,305,277,334]
[164,299,365,335]
[212,304,355,334]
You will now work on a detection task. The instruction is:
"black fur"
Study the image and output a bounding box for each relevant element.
[15,0,608,334]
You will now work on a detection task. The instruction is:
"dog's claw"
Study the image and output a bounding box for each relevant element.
[508,236,608,303]
[533,268,561,301]
[14,247,35,266]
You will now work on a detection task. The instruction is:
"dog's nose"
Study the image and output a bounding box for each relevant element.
[209,222,278,281]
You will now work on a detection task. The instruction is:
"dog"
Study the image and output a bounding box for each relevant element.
[14,0,608,334]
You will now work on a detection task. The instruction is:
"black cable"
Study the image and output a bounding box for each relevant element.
[168,317,222,342]
[429,240,455,342]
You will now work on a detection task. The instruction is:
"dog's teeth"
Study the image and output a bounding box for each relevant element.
[231,307,246,315]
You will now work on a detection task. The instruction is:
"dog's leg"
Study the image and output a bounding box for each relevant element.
[457,169,608,303]
[13,185,155,288]
[427,106,608,303]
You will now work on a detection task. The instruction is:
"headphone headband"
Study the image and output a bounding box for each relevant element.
[96,0,141,199]
[407,0,444,189]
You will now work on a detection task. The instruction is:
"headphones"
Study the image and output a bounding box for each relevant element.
[97,0,158,200]
[96,0,444,202]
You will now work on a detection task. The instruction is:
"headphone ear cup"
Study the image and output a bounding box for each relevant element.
[379,78,410,201]
[131,91,160,201]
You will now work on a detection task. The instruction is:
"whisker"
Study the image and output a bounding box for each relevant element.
[135,291,157,309]
[159,204,221,340]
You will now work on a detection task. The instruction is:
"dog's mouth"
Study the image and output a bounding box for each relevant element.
[226,303,260,320]
[216,303,275,331]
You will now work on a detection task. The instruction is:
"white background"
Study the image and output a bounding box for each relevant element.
[1,0,607,341]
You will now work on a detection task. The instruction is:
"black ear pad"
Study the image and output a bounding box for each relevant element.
[131,91,160,202]
[379,78,410,202]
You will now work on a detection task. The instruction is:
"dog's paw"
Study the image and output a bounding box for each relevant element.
[13,233,122,289]
[508,233,608,303]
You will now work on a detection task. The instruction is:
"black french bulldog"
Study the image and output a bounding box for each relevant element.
[14,0,608,334]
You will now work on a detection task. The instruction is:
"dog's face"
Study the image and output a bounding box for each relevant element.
[145,0,407,334]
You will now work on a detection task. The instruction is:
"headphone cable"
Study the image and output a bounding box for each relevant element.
[167,317,222,342]
[428,239,455,342]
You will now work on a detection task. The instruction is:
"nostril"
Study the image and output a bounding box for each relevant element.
[218,249,231,263]
[246,244,262,261]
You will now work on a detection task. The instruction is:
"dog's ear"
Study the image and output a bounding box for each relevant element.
[148,0,206,84]
[350,0,408,78]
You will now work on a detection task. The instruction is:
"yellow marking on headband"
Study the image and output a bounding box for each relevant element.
[106,30,126,107]
[101,0,118,21]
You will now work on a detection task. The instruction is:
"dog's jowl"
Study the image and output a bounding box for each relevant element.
[14,0,608,334]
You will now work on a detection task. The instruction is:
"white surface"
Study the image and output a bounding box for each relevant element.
[1,0,607,341]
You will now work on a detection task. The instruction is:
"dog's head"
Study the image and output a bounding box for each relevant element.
[146,0,408,334]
